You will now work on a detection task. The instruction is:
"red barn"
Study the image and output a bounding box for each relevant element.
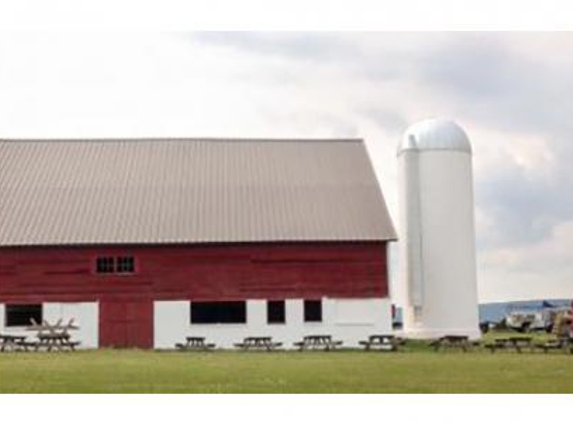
[0,138,396,349]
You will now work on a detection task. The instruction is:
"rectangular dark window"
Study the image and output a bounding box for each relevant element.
[96,257,115,274]
[117,256,135,273]
[95,256,136,274]
[191,301,247,324]
[304,300,322,322]
[5,304,42,327]
[267,300,286,324]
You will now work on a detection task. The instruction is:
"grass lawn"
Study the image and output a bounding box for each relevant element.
[1,347,571,393]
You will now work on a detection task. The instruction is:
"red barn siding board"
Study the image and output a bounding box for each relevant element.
[0,242,389,303]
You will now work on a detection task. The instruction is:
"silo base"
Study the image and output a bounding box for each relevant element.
[403,327,482,340]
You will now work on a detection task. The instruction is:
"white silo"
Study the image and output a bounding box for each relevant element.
[398,118,480,339]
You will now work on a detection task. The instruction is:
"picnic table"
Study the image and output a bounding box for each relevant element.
[535,336,573,354]
[0,334,28,352]
[35,332,80,352]
[359,335,405,352]
[1,318,80,352]
[485,336,534,353]
[27,318,80,352]
[430,335,472,352]
[234,336,282,351]
[293,335,343,351]
[175,336,216,351]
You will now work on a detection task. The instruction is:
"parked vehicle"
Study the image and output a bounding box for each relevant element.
[505,302,569,333]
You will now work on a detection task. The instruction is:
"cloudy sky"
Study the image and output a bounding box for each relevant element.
[0,32,571,303]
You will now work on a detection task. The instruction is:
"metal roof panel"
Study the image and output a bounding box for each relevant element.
[0,138,396,246]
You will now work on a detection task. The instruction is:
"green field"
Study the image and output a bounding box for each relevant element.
[1,346,571,393]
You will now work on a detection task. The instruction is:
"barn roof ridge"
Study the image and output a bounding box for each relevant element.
[0,137,363,144]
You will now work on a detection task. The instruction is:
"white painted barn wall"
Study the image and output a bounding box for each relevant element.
[0,302,99,348]
[0,304,5,331]
[43,302,99,348]
[154,298,392,349]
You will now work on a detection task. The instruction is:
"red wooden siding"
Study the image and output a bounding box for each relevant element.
[0,242,389,303]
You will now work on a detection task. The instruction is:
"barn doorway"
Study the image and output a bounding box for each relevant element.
[99,299,153,349]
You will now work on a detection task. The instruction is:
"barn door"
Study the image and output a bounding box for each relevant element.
[99,299,153,349]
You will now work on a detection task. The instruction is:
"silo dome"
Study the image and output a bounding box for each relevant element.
[398,118,472,155]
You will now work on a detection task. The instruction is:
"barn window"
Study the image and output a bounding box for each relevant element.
[304,300,322,322]
[267,300,286,324]
[5,304,43,327]
[95,256,136,274]
[96,257,115,274]
[117,256,135,273]
[191,301,247,324]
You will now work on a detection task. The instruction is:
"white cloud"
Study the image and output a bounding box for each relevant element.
[479,220,573,302]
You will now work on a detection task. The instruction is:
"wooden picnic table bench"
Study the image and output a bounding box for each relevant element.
[485,336,534,353]
[175,336,216,351]
[24,318,81,352]
[234,336,282,351]
[35,332,80,352]
[293,335,343,351]
[430,335,472,352]
[359,335,405,352]
[535,336,573,354]
[0,334,28,352]
[15,340,41,352]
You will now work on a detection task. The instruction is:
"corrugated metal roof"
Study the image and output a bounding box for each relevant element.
[0,138,396,246]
